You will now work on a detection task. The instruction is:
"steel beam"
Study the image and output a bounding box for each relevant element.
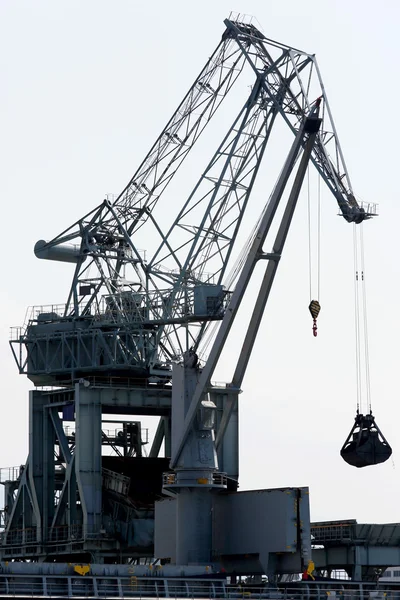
[170,115,314,468]
[75,383,102,536]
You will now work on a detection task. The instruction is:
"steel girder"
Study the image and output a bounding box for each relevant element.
[13,16,376,381]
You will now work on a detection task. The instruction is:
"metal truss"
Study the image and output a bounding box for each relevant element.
[0,386,157,561]
[6,13,379,568]
[12,16,376,383]
[0,381,236,562]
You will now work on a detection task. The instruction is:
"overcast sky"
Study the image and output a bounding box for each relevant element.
[1,0,400,526]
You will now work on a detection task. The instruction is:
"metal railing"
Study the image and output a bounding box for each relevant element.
[10,283,232,342]
[0,577,229,598]
[0,578,396,600]
[103,468,130,497]
[311,522,355,543]
[0,523,116,547]
[0,464,67,485]
[0,466,23,483]
[63,424,149,445]
[338,201,378,220]
[163,472,228,488]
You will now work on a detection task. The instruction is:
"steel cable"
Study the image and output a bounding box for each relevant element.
[360,224,372,412]
[353,224,362,413]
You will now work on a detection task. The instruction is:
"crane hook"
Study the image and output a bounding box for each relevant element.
[309,300,321,338]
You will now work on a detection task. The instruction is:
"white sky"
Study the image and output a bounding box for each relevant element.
[1,0,400,526]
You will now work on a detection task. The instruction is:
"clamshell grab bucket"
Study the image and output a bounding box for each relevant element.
[340,412,392,468]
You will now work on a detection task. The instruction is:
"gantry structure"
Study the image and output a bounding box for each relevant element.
[5,14,375,567]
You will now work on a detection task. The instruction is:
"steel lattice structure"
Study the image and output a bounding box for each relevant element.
[3,14,377,567]
[10,16,375,385]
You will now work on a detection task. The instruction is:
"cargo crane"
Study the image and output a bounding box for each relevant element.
[5,14,383,577]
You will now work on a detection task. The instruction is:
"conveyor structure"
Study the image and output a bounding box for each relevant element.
[312,520,400,581]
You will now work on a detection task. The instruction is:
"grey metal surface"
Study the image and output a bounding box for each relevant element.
[0,379,239,562]
[155,487,310,576]
[312,520,400,581]
[0,382,167,560]
[75,385,102,535]
[312,520,400,546]
[162,111,321,570]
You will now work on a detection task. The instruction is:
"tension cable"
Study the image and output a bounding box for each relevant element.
[353,223,372,414]
[341,220,392,468]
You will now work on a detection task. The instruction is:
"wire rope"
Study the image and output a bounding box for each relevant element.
[353,224,362,413]
[317,173,321,302]
[307,166,312,301]
[307,167,321,304]
[360,224,372,412]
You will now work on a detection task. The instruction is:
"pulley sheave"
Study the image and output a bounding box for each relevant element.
[340,412,392,468]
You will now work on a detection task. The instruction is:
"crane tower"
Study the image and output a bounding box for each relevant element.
[6,14,376,570]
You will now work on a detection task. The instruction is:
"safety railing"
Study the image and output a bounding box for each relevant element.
[0,526,38,546]
[0,577,229,598]
[0,522,118,547]
[11,283,232,342]
[311,521,356,543]
[0,579,396,599]
[0,466,23,483]
[338,201,378,220]
[163,472,227,488]
[63,424,149,445]
[0,464,67,485]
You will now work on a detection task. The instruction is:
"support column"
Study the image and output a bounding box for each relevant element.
[164,417,171,458]
[28,391,55,540]
[176,489,213,565]
[213,392,238,483]
[74,383,102,537]
[42,402,55,537]
[28,391,44,533]
[149,418,165,458]
[167,363,226,565]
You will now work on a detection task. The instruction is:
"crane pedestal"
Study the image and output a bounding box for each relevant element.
[162,364,228,565]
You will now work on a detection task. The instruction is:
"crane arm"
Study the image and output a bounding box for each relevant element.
[111,37,246,235]
[223,19,376,223]
[171,104,322,468]
[28,16,376,384]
